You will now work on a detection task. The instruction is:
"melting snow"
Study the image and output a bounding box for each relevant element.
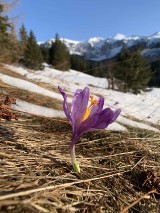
[2,64,160,132]
[0,73,64,101]
[12,99,64,118]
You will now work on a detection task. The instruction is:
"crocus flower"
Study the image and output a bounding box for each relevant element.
[58,86,121,173]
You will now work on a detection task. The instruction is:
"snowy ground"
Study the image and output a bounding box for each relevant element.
[1,64,160,132]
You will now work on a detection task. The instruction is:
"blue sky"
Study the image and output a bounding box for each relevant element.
[11,0,160,42]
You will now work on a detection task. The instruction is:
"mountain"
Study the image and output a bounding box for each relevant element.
[41,32,160,61]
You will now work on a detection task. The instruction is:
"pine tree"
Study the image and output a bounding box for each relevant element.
[70,55,88,72]
[0,4,10,42]
[0,2,20,62]
[150,60,160,87]
[24,30,43,70]
[19,24,28,57]
[49,33,70,71]
[113,48,152,93]
[40,45,49,63]
[0,3,12,60]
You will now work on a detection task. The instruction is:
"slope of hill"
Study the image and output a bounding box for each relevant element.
[0,64,160,212]
[2,63,160,132]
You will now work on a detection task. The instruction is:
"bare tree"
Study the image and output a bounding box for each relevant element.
[0,0,21,62]
[0,0,19,12]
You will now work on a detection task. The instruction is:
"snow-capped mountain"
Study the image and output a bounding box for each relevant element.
[41,32,160,61]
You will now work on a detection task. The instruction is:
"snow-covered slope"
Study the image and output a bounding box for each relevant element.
[2,64,160,133]
[41,32,160,61]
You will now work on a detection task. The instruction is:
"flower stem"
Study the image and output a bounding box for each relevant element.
[70,145,80,173]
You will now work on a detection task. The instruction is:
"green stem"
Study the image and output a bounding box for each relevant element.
[70,145,80,173]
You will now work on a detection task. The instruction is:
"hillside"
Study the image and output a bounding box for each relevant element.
[2,63,160,132]
[0,64,160,212]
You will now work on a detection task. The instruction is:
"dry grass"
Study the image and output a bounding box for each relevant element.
[0,67,26,80]
[0,81,63,110]
[0,64,63,109]
[0,112,160,213]
[0,65,160,212]
[0,64,66,94]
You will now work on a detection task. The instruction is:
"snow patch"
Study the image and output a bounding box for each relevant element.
[113,34,126,40]
[2,64,160,132]
[13,99,64,118]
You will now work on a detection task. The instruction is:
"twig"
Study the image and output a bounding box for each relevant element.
[31,203,50,213]
[131,156,145,170]
[85,151,137,160]
[0,170,130,201]
[120,189,157,213]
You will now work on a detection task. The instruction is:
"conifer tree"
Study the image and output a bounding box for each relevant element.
[19,24,28,57]
[150,60,160,87]
[49,33,70,71]
[113,48,152,93]
[0,3,12,60]
[0,2,20,62]
[24,30,43,70]
[70,55,88,72]
[40,45,49,63]
[0,4,10,41]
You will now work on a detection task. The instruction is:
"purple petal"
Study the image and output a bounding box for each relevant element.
[71,87,89,128]
[70,108,110,150]
[109,108,121,124]
[90,107,121,128]
[59,86,121,151]
[85,108,115,130]
[98,98,105,110]
[58,86,72,123]
[74,107,121,139]
[89,97,104,117]
[71,89,82,113]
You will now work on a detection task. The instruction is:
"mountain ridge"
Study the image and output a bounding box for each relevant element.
[41,32,160,61]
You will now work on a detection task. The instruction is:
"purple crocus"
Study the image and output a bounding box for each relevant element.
[58,86,121,173]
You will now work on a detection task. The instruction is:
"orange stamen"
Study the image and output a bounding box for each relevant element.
[83,95,98,121]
